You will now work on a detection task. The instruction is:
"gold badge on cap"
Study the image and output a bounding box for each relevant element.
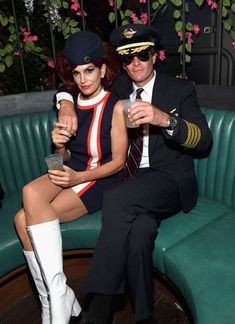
[123,28,137,39]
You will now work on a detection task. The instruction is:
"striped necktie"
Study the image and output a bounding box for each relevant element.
[123,88,144,180]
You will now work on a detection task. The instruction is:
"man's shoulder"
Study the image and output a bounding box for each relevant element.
[111,73,133,99]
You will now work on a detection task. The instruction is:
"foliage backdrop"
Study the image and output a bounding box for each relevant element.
[0,0,234,95]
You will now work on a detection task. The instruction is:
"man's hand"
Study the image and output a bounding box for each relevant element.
[52,122,71,148]
[58,100,78,135]
[129,100,169,128]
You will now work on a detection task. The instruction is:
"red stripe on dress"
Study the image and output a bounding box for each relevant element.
[76,180,96,197]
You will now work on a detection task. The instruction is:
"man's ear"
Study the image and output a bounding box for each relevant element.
[152,52,157,65]
[100,64,106,78]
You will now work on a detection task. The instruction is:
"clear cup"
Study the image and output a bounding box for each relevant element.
[45,154,64,171]
[122,99,139,128]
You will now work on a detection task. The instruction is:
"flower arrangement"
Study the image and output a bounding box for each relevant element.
[0,0,234,94]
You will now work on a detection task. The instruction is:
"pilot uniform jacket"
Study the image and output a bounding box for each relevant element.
[110,70,212,213]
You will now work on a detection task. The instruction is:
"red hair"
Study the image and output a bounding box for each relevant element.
[56,41,120,96]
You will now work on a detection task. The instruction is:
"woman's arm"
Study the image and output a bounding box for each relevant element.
[48,100,128,187]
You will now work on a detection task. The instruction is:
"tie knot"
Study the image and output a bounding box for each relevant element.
[135,88,144,100]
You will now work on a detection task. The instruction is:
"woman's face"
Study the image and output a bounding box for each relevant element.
[72,63,106,99]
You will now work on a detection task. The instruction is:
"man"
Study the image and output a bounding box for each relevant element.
[57,24,212,324]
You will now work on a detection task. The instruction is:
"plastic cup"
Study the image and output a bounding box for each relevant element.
[45,154,64,171]
[122,99,139,128]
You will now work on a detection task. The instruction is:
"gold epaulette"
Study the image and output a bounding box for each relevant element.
[182,120,201,148]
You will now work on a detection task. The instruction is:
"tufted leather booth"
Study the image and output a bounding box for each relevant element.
[0,107,235,324]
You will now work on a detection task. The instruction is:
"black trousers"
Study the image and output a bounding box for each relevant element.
[84,168,182,321]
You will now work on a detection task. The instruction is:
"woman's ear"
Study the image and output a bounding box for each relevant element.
[100,64,106,78]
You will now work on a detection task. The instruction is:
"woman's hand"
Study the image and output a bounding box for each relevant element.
[52,122,72,148]
[48,165,84,187]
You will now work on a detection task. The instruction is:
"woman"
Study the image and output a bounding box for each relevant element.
[14,31,128,324]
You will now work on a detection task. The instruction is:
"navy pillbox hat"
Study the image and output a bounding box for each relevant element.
[63,31,104,65]
[109,24,161,56]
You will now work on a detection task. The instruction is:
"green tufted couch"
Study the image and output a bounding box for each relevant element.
[0,102,235,323]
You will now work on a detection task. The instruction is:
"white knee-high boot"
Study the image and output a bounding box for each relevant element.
[24,250,50,324]
[27,219,81,324]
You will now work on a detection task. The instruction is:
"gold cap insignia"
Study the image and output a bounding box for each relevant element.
[122,28,137,39]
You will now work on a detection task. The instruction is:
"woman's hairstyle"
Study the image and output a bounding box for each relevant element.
[56,41,120,96]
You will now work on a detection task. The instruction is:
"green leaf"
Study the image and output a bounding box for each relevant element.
[171,0,182,7]
[5,55,13,67]
[186,43,192,52]
[0,16,8,27]
[178,45,183,53]
[222,6,228,17]
[185,3,189,12]
[231,3,235,13]
[122,20,130,25]
[117,0,123,7]
[9,16,15,24]
[223,0,230,7]
[71,27,81,33]
[63,1,69,8]
[175,21,183,32]
[173,10,181,19]
[24,41,34,52]
[34,46,43,53]
[223,19,232,31]
[120,10,125,20]
[158,0,166,5]
[69,19,78,27]
[5,44,13,54]
[152,1,160,10]
[185,54,191,63]
[9,34,17,42]
[0,63,6,73]
[0,49,5,57]
[109,12,115,23]
[8,25,15,34]
[194,0,204,7]
[186,22,194,31]
[125,9,132,17]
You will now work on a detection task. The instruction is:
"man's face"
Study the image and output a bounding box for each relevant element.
[122,51,157,87]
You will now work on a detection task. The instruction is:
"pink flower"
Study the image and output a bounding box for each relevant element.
[187,32,193,44]
[48,60,55,69]
[76,10,87,16]
[207,0,217,9]
[71,0,80,11]
[139,0,146,3]
[193,24,200,35]
[108,0,114,6]
[158,50,166,61]
[178,31,182,37]
[14,51,20,56]
[130,12,138,22]
[141,12,148,25]
[23,35,38,42]
[232,42,235,49]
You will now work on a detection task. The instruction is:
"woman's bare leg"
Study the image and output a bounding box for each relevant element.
[15,174,88,250]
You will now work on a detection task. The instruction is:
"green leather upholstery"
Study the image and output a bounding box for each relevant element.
[0,107,235,324]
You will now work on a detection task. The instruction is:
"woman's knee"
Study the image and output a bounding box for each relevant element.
[14,209,27,236]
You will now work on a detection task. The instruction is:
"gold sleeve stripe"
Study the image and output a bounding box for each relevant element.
[182,120,201,148]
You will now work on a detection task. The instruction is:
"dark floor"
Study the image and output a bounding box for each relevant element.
[0,275,191,324]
